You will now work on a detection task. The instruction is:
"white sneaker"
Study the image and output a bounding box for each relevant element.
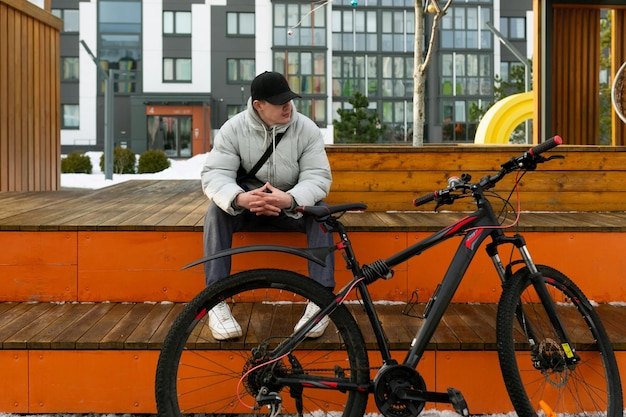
[208,301,242,340]
[294,302,330,338]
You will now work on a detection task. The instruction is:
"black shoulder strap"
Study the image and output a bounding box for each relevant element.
[240,128,288,181]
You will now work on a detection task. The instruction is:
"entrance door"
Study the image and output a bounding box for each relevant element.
[147,115,192,157]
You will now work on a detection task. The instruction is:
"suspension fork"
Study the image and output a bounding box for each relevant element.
[487,234,580,364]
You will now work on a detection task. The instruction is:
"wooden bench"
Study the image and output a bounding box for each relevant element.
[326,144,626,212]
[1,145,626,414]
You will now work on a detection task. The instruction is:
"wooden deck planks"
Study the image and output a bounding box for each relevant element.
[0,302,624,351]
[1,180,626,232]
[1,180,626,351]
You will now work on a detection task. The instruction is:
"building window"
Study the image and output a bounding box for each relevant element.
[274,51,326,125]
[381,10,415,53]
[163,11,191,35]
[164,58,192,82]
[330,1,415,142]
[332,8,378,52]
[61,57,79,81]
[500,61,526,83]
[275,51,326,94]
[226,105,242,118]
[441,5,492,49]
[227,12,255,36]
[274,3,326,47]
[441,52,492,97]
[499,17,526,40]
[332,55,378,97]
[51,8,79,32]
[62,104,80,129]
[98,0,141,93]
[438,4,494,143]
[273,2,327,125]
[441,99,477,142]
[227,59,255,82]
[381,56,414,98]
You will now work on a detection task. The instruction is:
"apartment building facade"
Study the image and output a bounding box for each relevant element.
[53,0,531,157]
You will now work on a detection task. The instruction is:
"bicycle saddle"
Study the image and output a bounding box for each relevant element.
[296,203,367,218]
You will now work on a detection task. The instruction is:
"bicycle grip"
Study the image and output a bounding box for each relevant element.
[413,192,436,207]
[529,135,563,156]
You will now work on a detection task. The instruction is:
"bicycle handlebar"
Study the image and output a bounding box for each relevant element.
[530,135,563,156]
[413,135,563,208]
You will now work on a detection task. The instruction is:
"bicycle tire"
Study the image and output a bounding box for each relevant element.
[496,264,623,416]
[155,268,370,417]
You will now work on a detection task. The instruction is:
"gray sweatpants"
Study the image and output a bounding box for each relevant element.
[203,201,335,288]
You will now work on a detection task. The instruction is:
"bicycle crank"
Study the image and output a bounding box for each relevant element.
[374,363,469,417]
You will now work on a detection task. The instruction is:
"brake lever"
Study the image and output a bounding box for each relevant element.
[544,155,565,161]
[433,190,457,211]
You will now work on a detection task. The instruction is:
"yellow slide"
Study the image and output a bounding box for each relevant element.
[474,91,533,144]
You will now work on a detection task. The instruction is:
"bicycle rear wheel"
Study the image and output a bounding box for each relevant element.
[496,264,623,416]
[155,268,370,417]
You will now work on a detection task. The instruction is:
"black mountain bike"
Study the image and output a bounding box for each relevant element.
[155,136,623,417]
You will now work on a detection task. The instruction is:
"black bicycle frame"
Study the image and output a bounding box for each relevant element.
[187,184,578,384]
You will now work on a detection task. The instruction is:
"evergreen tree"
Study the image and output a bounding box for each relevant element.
[334,92,386,143]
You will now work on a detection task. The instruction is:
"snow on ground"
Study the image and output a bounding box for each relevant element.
[61,151,206,190]
[0,413,517,417]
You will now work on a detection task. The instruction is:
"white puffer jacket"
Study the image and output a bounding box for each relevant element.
[201,98,332,217]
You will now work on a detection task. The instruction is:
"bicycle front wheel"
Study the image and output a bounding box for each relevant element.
[155,268,370,417]
[497,264,623,417]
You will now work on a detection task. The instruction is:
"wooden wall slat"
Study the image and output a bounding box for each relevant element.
[0,3,7,191]
[0,0,61,192]
[7,5,16,190]
[552,7,601,145]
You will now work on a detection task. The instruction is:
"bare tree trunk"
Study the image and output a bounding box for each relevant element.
[413,1,426,146]
[413,0,453,146]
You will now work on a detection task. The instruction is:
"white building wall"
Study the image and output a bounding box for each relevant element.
[62,0,98,146]
[254,0,273,73]
[143,0,213,93]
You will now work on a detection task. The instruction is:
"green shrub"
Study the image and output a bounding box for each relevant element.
[100,147,136,174]
[61,152,92,174]
[138,149,171,174]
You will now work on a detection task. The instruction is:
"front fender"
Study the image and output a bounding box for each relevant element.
[183,244,335,270]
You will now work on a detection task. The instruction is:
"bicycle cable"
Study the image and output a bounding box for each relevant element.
[465,169,523,233]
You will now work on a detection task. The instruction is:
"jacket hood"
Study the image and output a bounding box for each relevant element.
[245,97,295,138]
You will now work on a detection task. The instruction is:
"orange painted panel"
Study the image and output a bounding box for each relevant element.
[0,351,29,413]
[28,350,159,414]
[0,232,76,263]
[407,231,626,303]
[3,349,624,414]
[76,231,409,302]
[523,232,626,302]
[77,231,204,302]
[5,229,620,304]
[0,232,77,301]
[435,351,512,414]
[0,265,76,302]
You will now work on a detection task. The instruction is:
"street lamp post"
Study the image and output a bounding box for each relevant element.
[80,40,114,180]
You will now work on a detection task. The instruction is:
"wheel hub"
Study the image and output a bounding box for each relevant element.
[533,338,570,388]
[242,343,286,396]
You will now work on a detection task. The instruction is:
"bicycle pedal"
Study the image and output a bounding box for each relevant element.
[447,387,469,416]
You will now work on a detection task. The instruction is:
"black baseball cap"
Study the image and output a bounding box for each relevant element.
[251,71,301,105]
